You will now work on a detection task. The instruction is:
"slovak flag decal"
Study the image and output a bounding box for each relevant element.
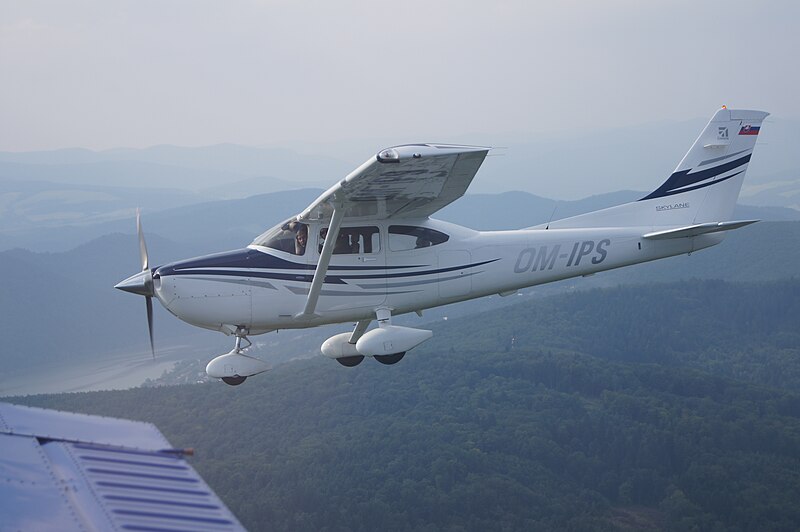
[739,124,760,135]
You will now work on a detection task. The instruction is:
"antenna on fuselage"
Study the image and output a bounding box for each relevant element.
[545,203,558,230]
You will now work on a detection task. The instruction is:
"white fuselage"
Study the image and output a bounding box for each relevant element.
[152,218,721,335]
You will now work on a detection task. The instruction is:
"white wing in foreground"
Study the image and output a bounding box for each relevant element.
[0,402,245,531]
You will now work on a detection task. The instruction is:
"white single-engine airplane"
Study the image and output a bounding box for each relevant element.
[117,108,767,385]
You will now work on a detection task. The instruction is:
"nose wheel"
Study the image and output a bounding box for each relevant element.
[222,336,253,386]
[207,329,269,386]
[223,333,251,386]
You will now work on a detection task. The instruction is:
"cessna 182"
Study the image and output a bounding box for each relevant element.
[116,107,768,385]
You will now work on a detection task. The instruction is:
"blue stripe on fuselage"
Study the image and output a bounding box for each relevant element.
[155,248,426,276]
[154,248,499,286]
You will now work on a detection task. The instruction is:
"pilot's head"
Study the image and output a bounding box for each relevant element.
[296,225,308,246]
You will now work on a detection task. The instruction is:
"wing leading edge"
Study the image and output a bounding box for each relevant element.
[298,144,490,222]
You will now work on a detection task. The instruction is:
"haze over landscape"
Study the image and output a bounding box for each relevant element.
[2,1,800,530]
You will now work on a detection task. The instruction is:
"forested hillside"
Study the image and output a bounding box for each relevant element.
[16,280,800,531]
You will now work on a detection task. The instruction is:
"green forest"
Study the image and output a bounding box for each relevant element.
[16,279,800,531]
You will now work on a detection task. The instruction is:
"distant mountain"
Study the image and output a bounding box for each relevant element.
[451,116,800,200]
[437,190,644,230]
[2,186,797,253]
[740,169,800,211]
[0,178,210,234]
[0,233,221,374]
[438,190,800,230]
[2,122,798,253]
[2,116,798,201]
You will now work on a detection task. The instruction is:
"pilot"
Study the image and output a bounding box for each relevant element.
[287,222,308,255]
[318,227,328,253]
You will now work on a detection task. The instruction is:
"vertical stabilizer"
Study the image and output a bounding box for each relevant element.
[640,108,768,223]
[540,108,768,230]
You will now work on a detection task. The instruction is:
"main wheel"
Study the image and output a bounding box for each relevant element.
[374,352,406,365]
[336,355,365,367]
[222,375,247,386]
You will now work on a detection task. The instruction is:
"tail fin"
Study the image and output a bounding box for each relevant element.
[541,108,768,230]
[640,107,768,223]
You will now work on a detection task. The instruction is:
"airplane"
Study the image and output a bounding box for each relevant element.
[116,107,768,385]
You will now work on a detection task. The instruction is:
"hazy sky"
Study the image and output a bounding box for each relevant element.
[1,0,798,152]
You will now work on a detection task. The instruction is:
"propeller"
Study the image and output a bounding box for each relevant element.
[137,210,156,359]
[115,209,156,358]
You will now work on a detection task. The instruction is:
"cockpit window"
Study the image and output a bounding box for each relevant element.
[388,225,449,251]
[252,220,308,256]
[318,226,380,255]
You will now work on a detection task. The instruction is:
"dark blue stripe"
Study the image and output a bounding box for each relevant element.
[113,509,233,525]
[96,481,209,496]
[156,248,426,277]
[81,455,188,470]
[338,259,500,280]
[640,154,750,201]
[73,443,183,460]
[641,171,743,200]
[104,494,219,510]
[122,526,198,532]
[163,269,347,285]
[162,258,499,285]
[88,468,198,483]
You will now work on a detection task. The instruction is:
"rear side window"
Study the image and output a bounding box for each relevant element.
[388,225,449,251]
[318,226,380,255]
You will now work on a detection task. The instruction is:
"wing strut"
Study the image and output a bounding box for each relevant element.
[349,319,371,344]
[299,202,345,317]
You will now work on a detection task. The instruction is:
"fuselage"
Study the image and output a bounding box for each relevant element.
[151,218,722,335]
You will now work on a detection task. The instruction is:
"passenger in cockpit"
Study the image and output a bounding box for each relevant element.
[294,223,308,255]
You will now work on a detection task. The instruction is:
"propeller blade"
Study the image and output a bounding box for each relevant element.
[146,296,155,359]
[137,209,149,272]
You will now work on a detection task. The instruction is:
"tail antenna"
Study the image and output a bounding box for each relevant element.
[545,204,558,230]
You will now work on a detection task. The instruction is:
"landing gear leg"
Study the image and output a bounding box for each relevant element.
[221,329,251,386]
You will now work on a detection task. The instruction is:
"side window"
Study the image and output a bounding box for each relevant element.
[389,225,449,251]
[318,226,380,255]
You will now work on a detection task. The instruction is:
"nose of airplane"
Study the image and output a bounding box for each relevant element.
[115,270,154,297]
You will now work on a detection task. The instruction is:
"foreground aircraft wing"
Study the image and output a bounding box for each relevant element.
[298,144,490,222]
[0,402,245,531]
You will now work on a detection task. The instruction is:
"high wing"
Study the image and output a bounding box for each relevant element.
[297,144,490,222]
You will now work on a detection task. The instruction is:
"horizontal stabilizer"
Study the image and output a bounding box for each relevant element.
[642,220,758,240]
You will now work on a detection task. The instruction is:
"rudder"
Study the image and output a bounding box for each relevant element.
[538,107,769,231]
[640,107,769,223]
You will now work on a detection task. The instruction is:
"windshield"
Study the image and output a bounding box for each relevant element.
[252,219,308,256]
